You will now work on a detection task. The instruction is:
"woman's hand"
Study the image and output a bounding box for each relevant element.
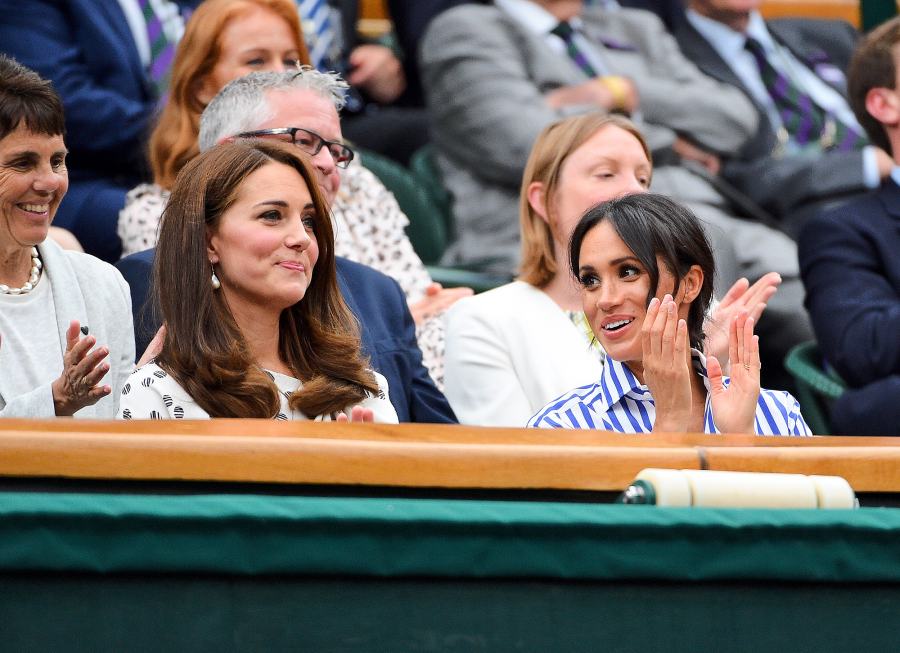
[643,296,693,433]
[408,282,473,325]
[336,405,375,423]
[706,310,760,434]
[137,324,166,367]
[705,272,780,367]
[51,320,111,416]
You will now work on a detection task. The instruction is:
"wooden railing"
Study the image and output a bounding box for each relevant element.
[1,419,898,492]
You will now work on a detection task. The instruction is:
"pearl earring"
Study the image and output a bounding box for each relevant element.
[211,265,221,290]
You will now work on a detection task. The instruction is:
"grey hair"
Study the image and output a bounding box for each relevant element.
[198,66,349,151]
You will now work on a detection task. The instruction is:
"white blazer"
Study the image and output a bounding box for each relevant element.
[0,239,135,418]
[443,281,603,427]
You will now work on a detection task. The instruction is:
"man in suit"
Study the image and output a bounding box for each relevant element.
[420,0,811,386]
[675,0,894,235]
[0,0,187,262]
[798,18,900,436]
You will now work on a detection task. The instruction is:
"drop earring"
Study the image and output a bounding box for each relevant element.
[211,265,221,290]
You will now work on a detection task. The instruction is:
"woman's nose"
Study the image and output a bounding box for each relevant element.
[596,280,622,310]
[32,164,62,193]
[286,221,312,249]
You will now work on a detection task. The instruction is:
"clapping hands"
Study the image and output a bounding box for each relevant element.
[643,295,694,433]
[706,310,760,434]
[706,273,780,368]
[51,320,111,416]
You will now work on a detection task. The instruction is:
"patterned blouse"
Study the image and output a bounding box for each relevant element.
[116,362,398,422]
[118,159,447,387]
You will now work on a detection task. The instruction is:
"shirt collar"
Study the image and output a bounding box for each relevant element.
[596,348,710,412]
[745,11,776,51]
[686,8,774,57]
[890,166,900,187]
[495,0,581,37]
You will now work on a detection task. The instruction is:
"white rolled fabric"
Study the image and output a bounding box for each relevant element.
[634,469,857,509]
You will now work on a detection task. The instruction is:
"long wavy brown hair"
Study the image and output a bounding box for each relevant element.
[518,114,652,288]
[149,0,310,190]
[153,139,378,418]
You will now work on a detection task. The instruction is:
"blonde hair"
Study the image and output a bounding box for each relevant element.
[148,0,310,190]
[517,113,651,288]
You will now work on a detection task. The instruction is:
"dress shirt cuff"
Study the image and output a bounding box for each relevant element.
[862,146,880,189]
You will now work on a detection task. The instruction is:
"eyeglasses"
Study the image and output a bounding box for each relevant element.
[235,127,355,168]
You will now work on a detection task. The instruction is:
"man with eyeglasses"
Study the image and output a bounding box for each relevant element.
[116,69,458,424]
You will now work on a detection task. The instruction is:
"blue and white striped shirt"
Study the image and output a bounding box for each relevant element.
[528,350,812,436]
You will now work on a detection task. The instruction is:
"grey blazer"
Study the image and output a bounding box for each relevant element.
[420,3,758,273]
[0,239,135,418]
[674,17,865,221]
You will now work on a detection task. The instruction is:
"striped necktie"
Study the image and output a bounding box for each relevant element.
[551,21,598,79]
[299,0,338,70]
[744,36,866,152]
[138,0,177,97]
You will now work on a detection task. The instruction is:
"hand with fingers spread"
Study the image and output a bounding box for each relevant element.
[706,310,761,434]
[705,272,780,367]
[336,405,375,423]
[51,320,112,416]
[642,296,694,432]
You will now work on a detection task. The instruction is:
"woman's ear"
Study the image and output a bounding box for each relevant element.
[194,76,216,107]
[679,265,704,305]
[526,181,551,226]
[207,229,219,265]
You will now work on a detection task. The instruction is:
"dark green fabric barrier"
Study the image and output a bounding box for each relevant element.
[2,575,899,653]
[1,493,899,583]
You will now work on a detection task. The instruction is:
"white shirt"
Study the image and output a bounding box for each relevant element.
[116,0,184,68]
[495,0,610,75]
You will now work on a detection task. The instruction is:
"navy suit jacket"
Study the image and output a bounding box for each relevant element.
[0,0,196,260]
[799,179,900,435]
[116,249,457,424]
[675,17,866,222]
[0,0,161,179]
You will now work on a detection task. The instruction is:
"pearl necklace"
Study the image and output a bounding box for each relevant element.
[0,247,42,295]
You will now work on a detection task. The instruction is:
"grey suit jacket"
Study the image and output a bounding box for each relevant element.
[420,3,758,273]
[0,240,135,418]
[674,17,866,220]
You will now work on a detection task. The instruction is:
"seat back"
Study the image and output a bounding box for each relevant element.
[409,144,454,240]
[358,148,447,265]
[784,341,847,435]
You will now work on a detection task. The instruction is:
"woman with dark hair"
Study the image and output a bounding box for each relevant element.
[0,56,134,418]
[117,139,396,421]
[529,193,809,436]
[444,113,778,426]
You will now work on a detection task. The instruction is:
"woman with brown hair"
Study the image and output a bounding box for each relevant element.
[117,139,396,421]
[443,113,779,426]
[118,0,466,387]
